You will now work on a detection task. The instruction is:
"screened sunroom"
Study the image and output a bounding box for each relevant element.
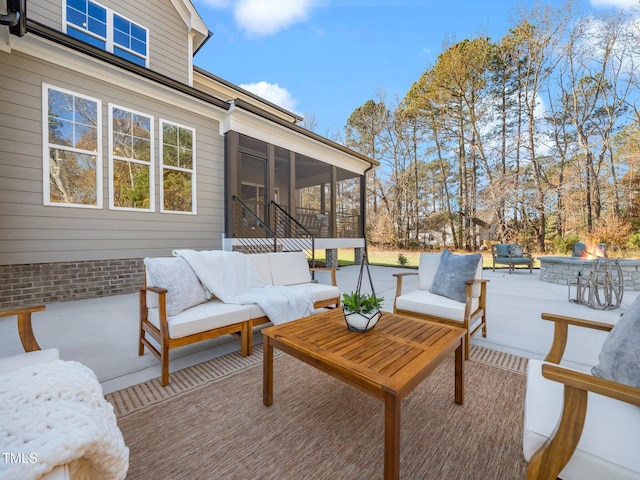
[221,115,376,266]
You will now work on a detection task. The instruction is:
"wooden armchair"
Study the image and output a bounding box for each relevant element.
[0,305,46,352]
[524,313,640,480]
[1,306,128,480]
[491,243,533,273]
[393,252,488,360]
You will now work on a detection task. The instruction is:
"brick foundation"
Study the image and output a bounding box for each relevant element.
[0,259,145,309]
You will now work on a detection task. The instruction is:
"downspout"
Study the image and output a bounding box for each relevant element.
[361,163,374,255]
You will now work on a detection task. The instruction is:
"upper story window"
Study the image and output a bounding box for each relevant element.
[43,84,102,208]
[65,0,149,67]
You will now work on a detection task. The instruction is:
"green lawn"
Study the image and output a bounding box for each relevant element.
[315,248,541,270]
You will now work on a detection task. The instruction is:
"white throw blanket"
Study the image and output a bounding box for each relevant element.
[0,360,128,480]
[174,249,314,325]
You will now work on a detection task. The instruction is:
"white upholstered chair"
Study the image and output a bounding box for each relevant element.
[524,307,640,480]
[393,251,487,360]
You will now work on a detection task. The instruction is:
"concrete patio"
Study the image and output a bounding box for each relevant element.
[1,265,636,394]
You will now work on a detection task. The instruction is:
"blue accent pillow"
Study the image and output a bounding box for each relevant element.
[429,249,482,303]
[592,295,640,388]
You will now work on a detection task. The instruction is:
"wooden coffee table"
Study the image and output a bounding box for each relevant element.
[262,308,466,480]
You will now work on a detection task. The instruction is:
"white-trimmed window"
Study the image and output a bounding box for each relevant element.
[43,84,102,208]
[109,105,154,211]
[64,0,149,67]
[160,120,196,214]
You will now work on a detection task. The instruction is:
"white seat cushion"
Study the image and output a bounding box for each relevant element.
[0,348,60,374]
[247,303,266,320]
[269,252,312,286]
[395,289,479,324]
[300,282,340,303]
[147,301,251,339]
[523,359,640,479]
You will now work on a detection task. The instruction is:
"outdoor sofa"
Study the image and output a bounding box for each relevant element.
[139,251,340,385]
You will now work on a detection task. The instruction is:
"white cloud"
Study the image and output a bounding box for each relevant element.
[198,0,233,7]
[234,0,318,36]
[590,0,638,9]
[239,81,298,112]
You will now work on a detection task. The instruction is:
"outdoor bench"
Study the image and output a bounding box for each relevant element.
[138,251,339,385]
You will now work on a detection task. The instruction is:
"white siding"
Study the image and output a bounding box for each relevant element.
[0,50,225,265]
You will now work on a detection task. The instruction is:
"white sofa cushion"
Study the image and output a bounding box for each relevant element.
[245,283,338,321]
[269,252,312,286]
[302,282,340,303]
[395,290,480,325]
[0,348,60,375]
[147,301,251,339]
[249,253,274,286]
[144,257,208,316]
[523,359,640,479]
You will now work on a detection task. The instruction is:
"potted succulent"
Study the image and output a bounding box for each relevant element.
[342,291,384,332]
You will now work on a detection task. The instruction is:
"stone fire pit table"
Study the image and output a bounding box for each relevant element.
[538,256,640,291]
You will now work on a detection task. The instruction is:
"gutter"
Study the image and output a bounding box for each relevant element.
[193,29,212,56]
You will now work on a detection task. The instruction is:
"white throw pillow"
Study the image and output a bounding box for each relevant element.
[144,257,208,316]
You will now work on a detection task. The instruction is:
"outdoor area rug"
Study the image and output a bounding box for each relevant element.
[107,344,528,479]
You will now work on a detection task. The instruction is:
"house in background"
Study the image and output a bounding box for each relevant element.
[0,0,375,309]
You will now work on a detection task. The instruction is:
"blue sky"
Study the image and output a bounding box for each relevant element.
[191,0,637,138]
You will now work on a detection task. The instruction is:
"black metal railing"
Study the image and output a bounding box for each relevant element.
[231,197,315,267]
[232,195,278,254]
[271,201,315,266]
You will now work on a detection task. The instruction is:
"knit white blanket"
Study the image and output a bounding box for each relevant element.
[174,249,314,324]
[0,360,129,480]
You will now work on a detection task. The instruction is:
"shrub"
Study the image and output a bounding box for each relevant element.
[397,253,408,267]
[628,233,640,249]
[553,233,581,255]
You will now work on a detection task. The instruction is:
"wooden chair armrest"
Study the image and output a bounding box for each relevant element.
[527,364,640,479]
[540,313,613,364]
[138,285,168,294]
[543,363,640,406]
[465,278,489,285]
[392,272,419,278]
[0,305,46,352]
[393,271,418,299]
[309,267,339,286]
